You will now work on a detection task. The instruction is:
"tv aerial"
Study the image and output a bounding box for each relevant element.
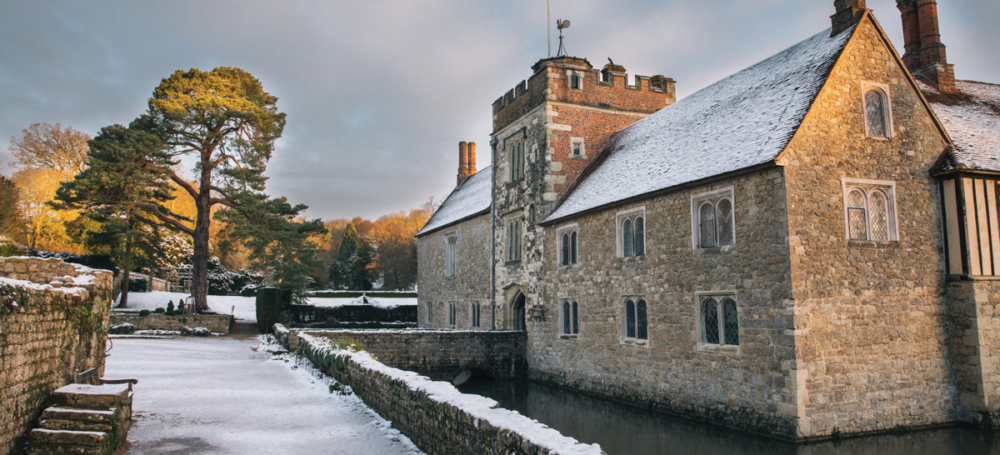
[556,18,570,57]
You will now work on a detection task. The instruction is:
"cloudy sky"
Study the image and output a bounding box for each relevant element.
[1,0,996,221]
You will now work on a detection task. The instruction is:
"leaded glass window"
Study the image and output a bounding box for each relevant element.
[471,303,480,328]
[623,219,634,257]
[865,90,887,138]
[634,217,645,256]
[563,301,571,335]
[571,231,578,264]
[869,190,889,241]
[717,199,733,246]
[723,298,739,345]
[703,298,719,344]
[847,189,868,240]
[636,300,648,340]
[625,300,636,338]
[561,233,570,266]
[699,202,716,248]
[692,189,736,249]
[572,301,579,334]
[844,181,897,241]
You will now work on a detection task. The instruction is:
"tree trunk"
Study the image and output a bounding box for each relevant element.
[191,195,212,313]
[120,231,132,308]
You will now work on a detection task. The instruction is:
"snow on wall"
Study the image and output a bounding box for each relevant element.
[416,167,492,237]
[545,26,854,223]
[275,325,602,455]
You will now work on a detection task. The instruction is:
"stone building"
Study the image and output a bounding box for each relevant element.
[416,0,1000,440]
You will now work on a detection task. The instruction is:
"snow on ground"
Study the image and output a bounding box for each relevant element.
[120,291,417,322]
[104,336,423,455]
[120,291,258,321]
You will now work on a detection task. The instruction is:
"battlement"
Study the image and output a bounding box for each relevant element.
[492,56,675,132]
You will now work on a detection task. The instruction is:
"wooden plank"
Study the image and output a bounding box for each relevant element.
[988,180,1000,276]
[943,179,964,275]
[964,178,982,275]
[976,179,993,275]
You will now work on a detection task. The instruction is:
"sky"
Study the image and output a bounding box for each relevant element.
[1,0,997,221]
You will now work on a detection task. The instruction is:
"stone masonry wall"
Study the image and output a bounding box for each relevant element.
[276,326,600,455]
[780,17,954,438]
[946,279,1000,426]
[537,168,798,438]
[0,257,113,455]
[108,313,233,334]
[283,328,527,381]
[417,213,492,329]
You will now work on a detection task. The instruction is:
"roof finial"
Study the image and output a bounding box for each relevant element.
[556,19,571,57]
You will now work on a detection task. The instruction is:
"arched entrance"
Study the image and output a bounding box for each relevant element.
[510,292,526,331]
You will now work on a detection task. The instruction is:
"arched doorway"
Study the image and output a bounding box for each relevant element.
[511,292,526,331]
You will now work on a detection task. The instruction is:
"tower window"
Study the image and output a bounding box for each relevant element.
[570,137,585,158]
[506,218,522,262]
[570,74,581,90]
[509,140,525,182]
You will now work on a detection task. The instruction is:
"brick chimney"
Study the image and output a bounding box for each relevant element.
[467,142,477,175]
[457,141,469,186]
[896,0,957,94]
[831,0,868,36]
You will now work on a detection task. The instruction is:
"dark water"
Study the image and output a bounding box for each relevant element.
[457,380,1000,455]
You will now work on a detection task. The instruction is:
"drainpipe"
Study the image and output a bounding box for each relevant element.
[490,137,499,331]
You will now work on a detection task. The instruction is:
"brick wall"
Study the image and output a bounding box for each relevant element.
[276,326,600,455]
[283,328,527,381]
[0,257,113,455]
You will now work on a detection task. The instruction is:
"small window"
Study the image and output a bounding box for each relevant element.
[506,218,522,262]
[444,234,457,277]
[861,82,893,139]
[426,303,433,324]
[571,231,578,264]
[470,302,480,328]
[700,295,738,347]
[623,219,634,257]
[691,188,735,249]
[448,303,456,326]
[561,300,579,336]
[570,73,581,90]
[509,140,525,182]
[622,298,648,343]
[842,179,897,241]
[617,208,646,258]
[570,137,585,158]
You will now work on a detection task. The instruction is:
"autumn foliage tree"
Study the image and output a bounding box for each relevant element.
[8,123,90,175]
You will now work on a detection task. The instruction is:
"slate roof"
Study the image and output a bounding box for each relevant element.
[416,167,492,237]
[924,80,1000,173]
[544,25,855,224]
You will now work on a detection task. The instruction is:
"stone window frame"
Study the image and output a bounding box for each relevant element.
[559,299,580,339]
[841,178,899,242]
[619,296,649,346]
[505,215,523,263]
[556,223,579,267]
[860,81,894,140]
[690,186,735,250]
[570,137,586,159]
[470,302,481,328]
[695,291,740,354]
[426,302,433,324]
[509,138,525,182]
[447,302,456,327]
[616,207,646,259]
[444,232,457,277]
[569,71,583,91]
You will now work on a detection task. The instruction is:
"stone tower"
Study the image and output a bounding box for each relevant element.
[489,55,675,330]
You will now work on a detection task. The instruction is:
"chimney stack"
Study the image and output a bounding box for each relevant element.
[831,0,867,36]
[896,0,957,94]
[458,141,469,186]
[467,142,477,175]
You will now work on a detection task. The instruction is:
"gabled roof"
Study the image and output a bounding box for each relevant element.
[416,167,492,237]
[925,80,1000,173]
[543,25,855,224]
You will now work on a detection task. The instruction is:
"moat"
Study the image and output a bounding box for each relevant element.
[457,379,1000,455]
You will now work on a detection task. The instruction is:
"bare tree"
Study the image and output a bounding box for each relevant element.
[9,123,90,175]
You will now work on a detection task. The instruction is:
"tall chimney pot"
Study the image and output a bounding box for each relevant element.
[896,0,957,94]
[458,141,469,186]
[831,0,867,36]
[468,142,477,174]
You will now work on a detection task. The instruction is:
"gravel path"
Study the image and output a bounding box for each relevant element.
[104,336,423,455]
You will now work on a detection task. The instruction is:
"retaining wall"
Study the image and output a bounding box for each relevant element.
[283,328,527,381]
[275,325,602,455]
[0,257,113,455]
[109,313,233,334]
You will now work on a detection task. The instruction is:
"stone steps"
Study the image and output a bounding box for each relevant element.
[27,384,133,455]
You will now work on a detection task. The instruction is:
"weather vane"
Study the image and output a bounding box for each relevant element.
[556,18,570,57]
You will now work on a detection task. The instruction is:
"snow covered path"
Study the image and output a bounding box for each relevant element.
[104,336,423,455]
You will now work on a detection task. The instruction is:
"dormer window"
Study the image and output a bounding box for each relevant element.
[861,81,893,139]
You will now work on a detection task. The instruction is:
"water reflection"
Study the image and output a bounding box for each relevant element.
[457,380,1000,455]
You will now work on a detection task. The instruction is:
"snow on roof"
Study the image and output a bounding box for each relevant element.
[416,166,492,237]
[545,26,854,223]
[924,80,1000,172]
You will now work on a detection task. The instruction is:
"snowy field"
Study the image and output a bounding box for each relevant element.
[104,336,423,455]
[119,291,417,322]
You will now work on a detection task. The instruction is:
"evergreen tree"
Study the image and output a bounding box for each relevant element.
[328,223,374,290]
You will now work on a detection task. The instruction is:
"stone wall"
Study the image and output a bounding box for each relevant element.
[276,326,601,455]
[0,257,113,455]
[109,313,233,334]
[781,17,954,438]
[417,213,493,329]
[946,279,1000,426]
[283,328,527,381]
[537,167,798,438]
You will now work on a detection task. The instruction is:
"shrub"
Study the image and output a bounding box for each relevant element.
[128,277,148,293]
[154,307,165,314]
[167,300,175,312]
[138,310,150,317]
